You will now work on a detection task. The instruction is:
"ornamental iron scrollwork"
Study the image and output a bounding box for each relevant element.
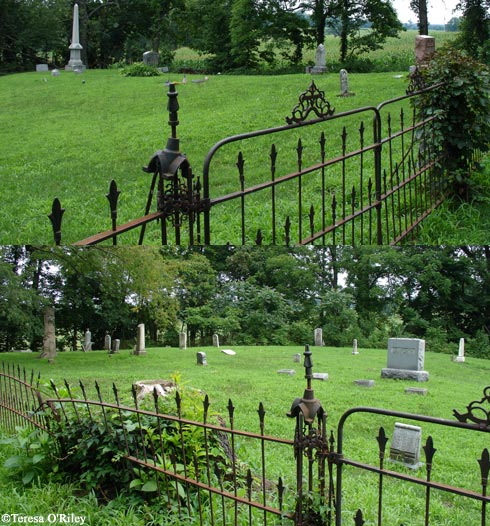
[286,81,335,125]
[453,386,490,429]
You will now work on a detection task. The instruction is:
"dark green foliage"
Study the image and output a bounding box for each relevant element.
[121,63,163,77]
[413,48,490,198]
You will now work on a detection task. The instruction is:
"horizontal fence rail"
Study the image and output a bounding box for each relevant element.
[2,353,489,526]
[48,76,456,246]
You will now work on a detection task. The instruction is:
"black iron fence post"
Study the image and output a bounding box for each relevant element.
[288,345,329,525]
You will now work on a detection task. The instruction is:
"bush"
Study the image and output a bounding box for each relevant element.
[121,63,162,77]
[412,47,490,198]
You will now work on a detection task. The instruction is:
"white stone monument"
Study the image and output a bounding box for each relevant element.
[311,44,327,74]
[352,338,359,355]
[134,324,146,355]
[389,423,423,469]
[179,332,187,350]
[454,338,465,362]
[82,329,92,352]
[66,4,86,72]
[314,328,323,347]
[212,334,219,347]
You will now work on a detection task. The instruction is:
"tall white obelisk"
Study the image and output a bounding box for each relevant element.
[66,3,85,71]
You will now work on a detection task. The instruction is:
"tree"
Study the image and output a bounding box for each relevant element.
[229,0,261,68]
[409,0,428,34]
[333,0,403,62]
[456,0,490,60]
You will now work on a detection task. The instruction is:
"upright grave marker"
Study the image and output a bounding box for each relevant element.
[134,324,146,355]
[389,423,423,469]
[381,338,429,381]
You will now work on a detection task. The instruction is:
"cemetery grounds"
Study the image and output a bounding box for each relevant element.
[1,345,489,524]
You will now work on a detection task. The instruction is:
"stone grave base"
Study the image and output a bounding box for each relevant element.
[381,368,429,382]
[133,379,175,400]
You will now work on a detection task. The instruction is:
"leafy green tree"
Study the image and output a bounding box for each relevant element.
[409,0,428,34]
[456,0,490,60]
[334,0,403,62]
[229,0,261,68]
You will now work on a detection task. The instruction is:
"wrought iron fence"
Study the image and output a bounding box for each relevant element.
[2,352,489,525]
[48,75,454,246]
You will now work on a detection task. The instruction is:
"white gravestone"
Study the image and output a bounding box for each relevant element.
[36,64,49,72]
[454,338,465,362]
[352,338,359,355]
[112,339,120,354]
[104,333,111,351]
[66,3,86,72]
[389,423,422,469]
[213,334,219,347]
[293,353,301,363]
[179,332,187,350]
[381,338,429,382]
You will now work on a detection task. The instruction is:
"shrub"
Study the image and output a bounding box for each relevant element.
[121,63,162,77]
[412,48,490,198]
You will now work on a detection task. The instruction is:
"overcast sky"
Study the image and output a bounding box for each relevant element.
[392,0,462,24]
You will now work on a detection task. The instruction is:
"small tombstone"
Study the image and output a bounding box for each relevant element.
[312,372,329,381]
[221,349,236,355]
[381,338,429,381]
[339,69,355,97]
[454,338,465,362]
[389,423,422,469]
[314,328,323,347]
[134,323,146,355]
[143,51,160,66]
[179,332,187,350]
[311,44,327,73]
[415,35,435,65]
[293,353,301,363]
[51,69,60,77]
[354,379,374,387]
[405,387,428,396]
[196,352,208,366]
[352,338,359,355]
[277,369,296,375]
[36,64,49,72]
[111,339,120,354]
[213,334,220,347]
[104,333,112,351]
[82,329,92,352]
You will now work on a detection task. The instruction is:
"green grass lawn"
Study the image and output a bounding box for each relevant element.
[1,345,489,525]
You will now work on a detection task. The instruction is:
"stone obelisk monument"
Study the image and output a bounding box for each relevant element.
[66,3,85,72]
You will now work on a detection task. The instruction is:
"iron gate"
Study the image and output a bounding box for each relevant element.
[2,350,489,525]
[48,74,452,246]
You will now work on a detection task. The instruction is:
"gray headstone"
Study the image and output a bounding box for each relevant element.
[111,339,120,354]
[36,64,49,72]
[104,333,112,351]
[293,353,301,363]
[143,51,159,66]
[277,369,296,375]
[314,328,323,346]
[311,44,327,73]
[196,352,207,366]
[134,323,146,355]
[51,69,60,77]
[82,329,92,352]
[66,3,86,72]
[312,372,329,381]
[179,332,187,350]
[405,387,427,396]
[42,306,56,361]
[213,334,220,347]
[339,69,353,97]
[389,423,422,469]
[221,349,236,355]
[354,379,374,387]
[381,338,429,381]
[352,338,359,354]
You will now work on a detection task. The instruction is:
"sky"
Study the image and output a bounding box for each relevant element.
[392,0,462,24]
